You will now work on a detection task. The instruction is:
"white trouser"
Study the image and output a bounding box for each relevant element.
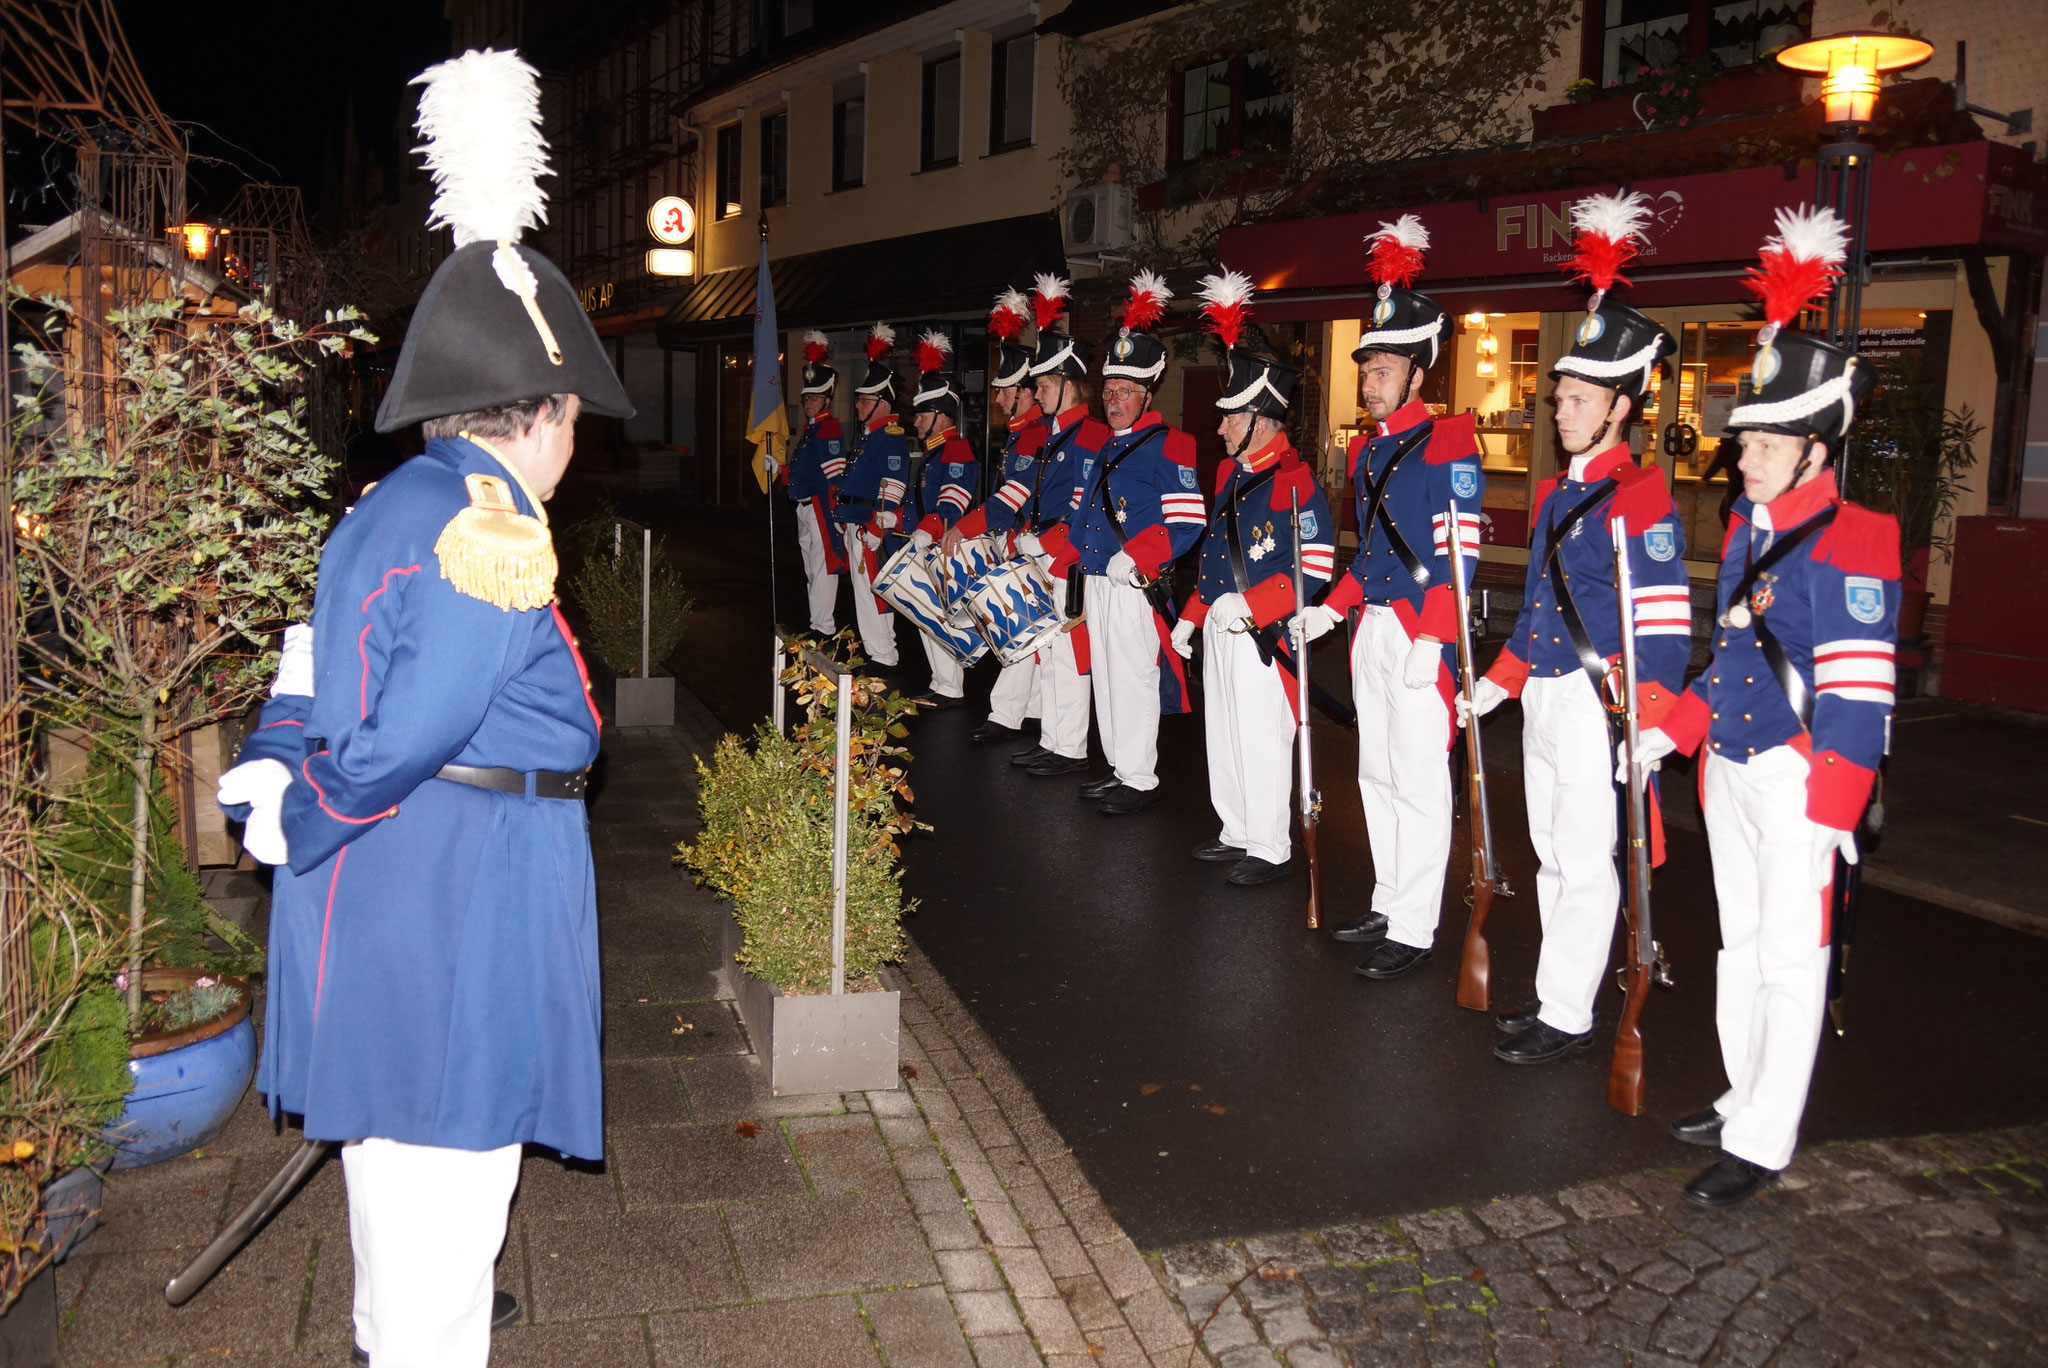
[793,499,839,636]
[1704,746,1832,1172]
[1521,674,1621,1036]
[921,632,965,698]
[842,527,898,666]
[1350,606,1452,949]
[988,656,1041,728]
[1034,627,1092,759]
[1202,619,1296,865]
[344,1138,521,1368]
[1085,574,1162,790]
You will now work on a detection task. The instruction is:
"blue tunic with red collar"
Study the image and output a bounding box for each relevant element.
[831,415,912,534]
[787,414,847,501]
[1184,439,1336,629]
[959,406,1102,540]
[225,436,604,1160]
[911,432,978,538]
[1662,471,1899,829]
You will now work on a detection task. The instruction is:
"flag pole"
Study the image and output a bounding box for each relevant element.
[755,215,782,697]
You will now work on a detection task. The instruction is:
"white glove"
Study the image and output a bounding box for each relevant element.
[270,623,314,699]
[1401,637,1442,689]
[1014,531,1043,557]
[1813,824,1858,889]
[1615,726,1678,783]
[1290,604,1343,643]
[873,510,898,531]
[217,758,292,867]
[1170,619,1196,658]
[859,529,881,550]
[1105,550,1140,586]
[1456,676,1509,728]
[910,528,935,551]
[1210,592,1251,631]
[759,454,782,482]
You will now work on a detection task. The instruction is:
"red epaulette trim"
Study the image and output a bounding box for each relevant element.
[815,415,842,438]
[1213,460,1235,499]
[1530,476,1559,524]
[1608,461,1676,536]
[1424,410,1479,464]
[1077,418,1113,448]
[1268,463,1318,509]
[1812,502,1901,578]
[1162,428,1198,467]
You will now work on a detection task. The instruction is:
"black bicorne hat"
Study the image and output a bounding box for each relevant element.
[1218,351,1297,420]
[911,331,960,417]
[1029,330,1092,382]
[800,330,837,395]
[1100,329,1167,384]
[1351,286,1451,370]
[1549,298,1674,403]
[1726,332,1876,444]
[854,323,898,399]
[992,341,1034,389]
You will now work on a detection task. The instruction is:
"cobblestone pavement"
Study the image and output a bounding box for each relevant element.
[1155,1127,2048,1368]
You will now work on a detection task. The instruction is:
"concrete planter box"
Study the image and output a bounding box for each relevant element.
[614,673,675,728]
[712,902,900,1096]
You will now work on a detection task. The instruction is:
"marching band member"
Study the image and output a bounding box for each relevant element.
[831,323,910,671]
[1289,217,1485,978]
[783,330,847,638]
[1461,193,1690,1064]
[954,289,1050,743]
[1007,277,1109,776]
[904,330,978,708]
[1632,207,1895,1208]
[1041,272,1205,814]
[1173,271,1335,886]
[214,50,620,1365]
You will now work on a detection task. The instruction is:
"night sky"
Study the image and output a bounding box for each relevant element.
[110,0,450,221]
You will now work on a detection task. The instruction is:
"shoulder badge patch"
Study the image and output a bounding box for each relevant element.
[1450,463,1479,500]
[887,455,903,471]
[1179,465,1199,490]
[1643,526,1677,562]
[434,472,558,612]
[947,463,965,478]
[1844,575,1885,625]
[826,439,841,455]
[1301,510,1319,540]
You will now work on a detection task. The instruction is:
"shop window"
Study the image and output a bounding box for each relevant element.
[990,33,1035,154]
[759,109,788,207]
[715,122,743,219]
[1594,0,1809,89]
[922,52,962,170]
[1174,51,1291,164]
[833,93,865,191]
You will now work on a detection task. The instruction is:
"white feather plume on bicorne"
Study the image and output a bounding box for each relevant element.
[1032,273,1069,303]
[1570,190,1652,246]
[413,48,551,249]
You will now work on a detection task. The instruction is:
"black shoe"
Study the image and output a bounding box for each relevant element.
[1684,1155,1779,1209]
[1098,784,1162,815]
[1329,912,1389,944]
[1668,1107,1726,1148]
[354,1292,520,1362]
[1491,1019,1593,1065]
[1192,840,1246,863]
[1357,940,1432,980]
[1010,745,1053,767]
[1493,1000,1543,1035]
[972,719,1025,742]
[1226,857,1292,886]
[924,692,967,710]
[1078,774,1122,801]
[1026,753,1089,776]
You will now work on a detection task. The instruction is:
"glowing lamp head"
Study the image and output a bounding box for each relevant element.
[180,223,212,259]
[1775,30,1933,130]
[1476,356,1498,378]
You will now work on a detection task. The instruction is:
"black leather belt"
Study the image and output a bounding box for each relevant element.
[435,764,589,800]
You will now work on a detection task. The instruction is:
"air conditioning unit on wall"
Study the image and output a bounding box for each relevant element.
[1063,183,1133,256]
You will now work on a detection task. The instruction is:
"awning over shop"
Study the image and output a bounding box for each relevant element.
[1220,140,2045,322]
[656,212,1066,347]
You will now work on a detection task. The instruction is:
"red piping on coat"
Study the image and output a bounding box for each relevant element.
[314,847,347,1017]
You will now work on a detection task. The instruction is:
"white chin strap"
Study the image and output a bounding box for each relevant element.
[1029,338,1079,378]
[1358,320,1441,368]
[1553,338,1664,394]
[1728,371,1858,432]
[1217,372,1289,413]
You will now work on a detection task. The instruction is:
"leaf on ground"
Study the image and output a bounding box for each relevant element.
[671,1017,693,1034]
[734,1121,759,1138]
[900,1064,919,1080]
[1140,1083,1163,1096]
[1205,1103,1227,1115]
[1259,1266,1288,1281]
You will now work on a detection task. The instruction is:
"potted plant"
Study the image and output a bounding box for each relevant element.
[562,503,693,727]
[676,636,922,1094]
[1844,353,1982,642]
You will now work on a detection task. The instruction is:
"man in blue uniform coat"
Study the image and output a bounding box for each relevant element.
[775,330,847,637]
[214,49,629,1368]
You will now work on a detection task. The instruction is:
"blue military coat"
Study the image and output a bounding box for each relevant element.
[226,435,604,1160]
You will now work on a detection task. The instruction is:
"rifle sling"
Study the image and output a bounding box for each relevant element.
[1023,419,1087,532]
[1221,463,1283,666]
[1356,425,1433,591]
[1538,480,1623,726]
[1730,507,1839,734]
[1091,426,1176,621]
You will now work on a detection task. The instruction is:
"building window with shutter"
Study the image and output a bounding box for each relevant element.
[715,122,743,219]
[989,33,1035,154]
[833,84,865,190]
[760,109,788,206]
[921,52,962,170]
[1174,51,1290,164]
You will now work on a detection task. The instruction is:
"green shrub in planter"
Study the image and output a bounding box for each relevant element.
[564,531,693,678]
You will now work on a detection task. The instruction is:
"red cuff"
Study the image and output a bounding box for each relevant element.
[955,506,989,539]
[1416,584,1457,642]
[1181,593,1210,627]
[1125,525,1172,579]
[1040,524,1078,574]
[1484,647,1530,698]
[1663,689,1710,755]
[1636,681,1677,730]
[1805,749,1876,831]
[1322,573,1364,615]
[917,513,944,538]
[1242,575,1295,628]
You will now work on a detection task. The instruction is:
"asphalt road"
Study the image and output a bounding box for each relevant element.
[620,489,2048,1249]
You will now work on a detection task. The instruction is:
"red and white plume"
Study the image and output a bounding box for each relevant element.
[865,322,896,361]
[1031,273,1070,331]
[988,288,1029,341]
[803,329,829,365]
[1196,268,1254,350]
[1567,191,1652,310]
[916,329,953,374]
[1743,205,1850,346]
[1118,269,1172,333]
[1366,214,1429,297]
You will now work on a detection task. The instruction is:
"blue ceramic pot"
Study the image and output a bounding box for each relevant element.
[104,970,257,1171]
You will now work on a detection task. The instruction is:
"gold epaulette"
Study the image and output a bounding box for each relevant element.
[884,422,904,435]
[433,473,558,611]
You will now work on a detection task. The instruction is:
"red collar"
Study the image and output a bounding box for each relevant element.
[1762,468,1838,529]
[1377,400,1431,436]
[1117,409,1164,436]
[864,412,894,434]
[1574,445,1633,483]
[1241,431,1292,474]
[1054,404,1089,430]
[923,430,954,452]
[1009,404,1044,431]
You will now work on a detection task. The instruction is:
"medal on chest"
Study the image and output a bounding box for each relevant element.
[1115,495,1129,525]
[1719,571,1777,630]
